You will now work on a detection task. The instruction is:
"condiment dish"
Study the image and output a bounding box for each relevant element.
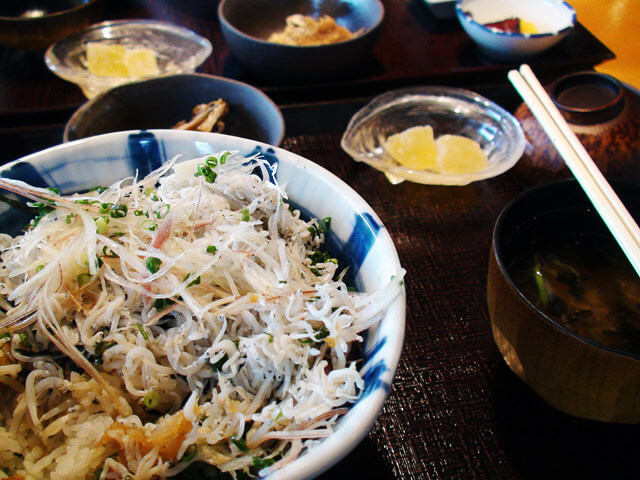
[218,0,384,82]
[456,0,575,62]
[64,73,284,146]
[45,19,212,98]
[341,86,526,185]
[0,0,104,51]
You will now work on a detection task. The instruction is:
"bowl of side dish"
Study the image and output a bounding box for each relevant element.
[64,73,285,146]
[0,129,406,479]
[455,0,575,62]
[45,19,212,98]
[0,0,104,50]
[218,0,384,81]
[488,179,640,423]
[341,86,526,185]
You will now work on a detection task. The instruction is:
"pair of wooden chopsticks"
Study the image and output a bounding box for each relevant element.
[508,64,640,277]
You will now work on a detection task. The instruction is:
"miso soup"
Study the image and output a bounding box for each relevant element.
[510,233,640,355]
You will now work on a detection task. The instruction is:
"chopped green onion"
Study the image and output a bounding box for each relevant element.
[155,204,170,219]
[206,156,218,167]
[77,272,93,287]
[182,444,198,463]
[220,152,230,164]
[17,332,32,350]
[310,251,336,265]
[47,187,60,194]
[211,353,228,372]
[153,298,175,310]
[95,216,109,234]
[146,257,162,274]
[253,455,276,471]
[89,185,108,193]
[299,327,330,346]
[206,245,217,254]
[308,217,331,237]
[136,323,149,340]
[183,274,201,287]
[102,246,118,258]
[194,163,217,183]
[241,209,250,222]
[144,188,159,201]
[29,201,56,227]
[65,213,75,224]
[35,265,44,273]
[231,436,249,452]
[140,219,157,231]
[142,390,160,409]
[134,209,146,216]
[110,204,128,218]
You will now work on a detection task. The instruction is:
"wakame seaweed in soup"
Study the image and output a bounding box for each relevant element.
[510,233,640,356]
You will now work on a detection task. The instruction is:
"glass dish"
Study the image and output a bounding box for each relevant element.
[341,86,526,186]
[45,19,212,98]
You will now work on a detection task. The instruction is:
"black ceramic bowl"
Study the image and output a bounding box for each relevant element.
[218,0,384,81]
[487,179,640,423]
[0,0,103,50]
[64,73,285,146]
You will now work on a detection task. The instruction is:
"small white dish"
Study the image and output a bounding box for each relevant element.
[456,0,575,62]
[341,86,526,186]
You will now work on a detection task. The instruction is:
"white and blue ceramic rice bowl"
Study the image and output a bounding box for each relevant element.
[456,0,576,61]
[0,130,406,480]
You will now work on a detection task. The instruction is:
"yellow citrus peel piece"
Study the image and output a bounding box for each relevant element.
[434,134,489,175]
[86,42,159,79]
[383,125,437,171]
[383,125,489,175]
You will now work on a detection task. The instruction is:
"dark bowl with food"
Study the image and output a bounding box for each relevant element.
[64,73,285,146]
[0,0,104,50]
[218,0,384,81]
[487,179,640,423]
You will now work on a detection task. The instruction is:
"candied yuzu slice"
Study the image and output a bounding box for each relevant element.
[383,125,437,171]
[124,47,159,78]
[434,134,489,175]
[86,43,128,77]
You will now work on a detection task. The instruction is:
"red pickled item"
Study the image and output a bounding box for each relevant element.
[485,17,521,33]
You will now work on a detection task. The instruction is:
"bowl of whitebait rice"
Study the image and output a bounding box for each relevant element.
[0,130,405,480]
